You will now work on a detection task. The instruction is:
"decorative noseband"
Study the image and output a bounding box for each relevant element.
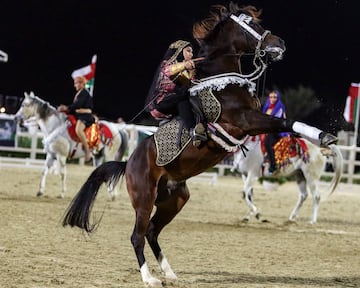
[230,14,270,42]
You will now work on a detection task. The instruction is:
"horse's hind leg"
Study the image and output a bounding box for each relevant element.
[146,180,190,284]
[304,173,320,224]
[127,174,163,287]
[58,155,67,198]
[289,170,308,222]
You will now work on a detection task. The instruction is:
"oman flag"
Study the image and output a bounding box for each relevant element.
[71,54,97,96]
[343,83,359,124]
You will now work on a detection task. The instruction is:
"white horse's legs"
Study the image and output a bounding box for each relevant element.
[242,172,260,221]
[106,180,119,201]
[37,153,54,197]
[306,179,320,224]
[58,155,67,199]
[289,180,308,222]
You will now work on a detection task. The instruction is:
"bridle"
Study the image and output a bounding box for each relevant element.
[228,13,272,82]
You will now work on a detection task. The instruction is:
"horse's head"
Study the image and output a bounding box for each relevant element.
[15,91,56,125]
[228,4,285,62]
[193,2,285,75]
[14,91,38,124]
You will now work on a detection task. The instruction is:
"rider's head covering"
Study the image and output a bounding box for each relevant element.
[165,40,191,64]
[144,40,193,111]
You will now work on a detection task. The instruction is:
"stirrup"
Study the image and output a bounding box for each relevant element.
[190,124,207,147]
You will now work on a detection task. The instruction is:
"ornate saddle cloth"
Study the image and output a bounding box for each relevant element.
[260,135,309,170]
[67,115,113,149]
[154,89,221,166]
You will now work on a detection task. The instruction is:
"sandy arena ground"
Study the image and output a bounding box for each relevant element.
[1,164,360,288]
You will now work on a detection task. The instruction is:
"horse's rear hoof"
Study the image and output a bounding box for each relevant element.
[319,132,338,147]
[36,191,44,197]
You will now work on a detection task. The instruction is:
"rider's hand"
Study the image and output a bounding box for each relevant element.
[184,60,195,70]
[57,105,68,112]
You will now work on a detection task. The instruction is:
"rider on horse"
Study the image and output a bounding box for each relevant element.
[57,76,95,162]
[145,40,207,147]
[262,90,289,174]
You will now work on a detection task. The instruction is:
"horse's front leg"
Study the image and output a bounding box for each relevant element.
[37,152,54,197]
[146,180,190,285]
[242,111,337,147]
[242,172,260,222]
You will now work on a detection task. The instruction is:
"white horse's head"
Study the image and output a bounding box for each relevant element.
[14,91,38,124]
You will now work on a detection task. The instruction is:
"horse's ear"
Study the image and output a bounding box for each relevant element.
[24,91,30,98]
[29,91,35,97]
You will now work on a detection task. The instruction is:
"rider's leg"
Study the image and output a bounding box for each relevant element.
[75,120,91,161]
[264,134,278,172]
[189,94,207,142]
[178,99,206,147]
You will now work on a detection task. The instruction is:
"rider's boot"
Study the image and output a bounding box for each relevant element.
[189,95,207,147]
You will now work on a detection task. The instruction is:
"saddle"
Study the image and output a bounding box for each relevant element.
[260,134,309,170]
[67,115,113,151]
[154,89,221,166]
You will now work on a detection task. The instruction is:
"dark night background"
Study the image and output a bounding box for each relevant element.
[0,0,358,133]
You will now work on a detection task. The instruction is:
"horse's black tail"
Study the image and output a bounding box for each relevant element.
[62,161,127,233]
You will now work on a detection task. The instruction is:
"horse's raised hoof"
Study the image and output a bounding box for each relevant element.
[255,212,261,220]
[36,191,44,197]
[319,132,338,148]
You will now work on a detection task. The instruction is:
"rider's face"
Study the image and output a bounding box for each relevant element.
[74,79,85,91]
[182,46,193,61]
[269,92,278,104]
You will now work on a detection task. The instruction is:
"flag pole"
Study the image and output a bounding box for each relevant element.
[353,82,360,147]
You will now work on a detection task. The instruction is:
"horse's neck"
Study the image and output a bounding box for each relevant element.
[198,57,240,78]
[197,45,241,77]
[38,113,64,136]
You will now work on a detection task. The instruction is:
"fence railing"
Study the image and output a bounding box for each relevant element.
[0,125,359,184]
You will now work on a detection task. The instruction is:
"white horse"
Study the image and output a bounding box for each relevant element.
[231,135,343,224]
[15,91,129,199]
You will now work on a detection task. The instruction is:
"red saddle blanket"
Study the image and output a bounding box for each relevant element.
[260,134,309,169]
[67,115,113,149]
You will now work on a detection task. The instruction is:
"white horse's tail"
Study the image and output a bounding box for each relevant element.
[320,144,343,201]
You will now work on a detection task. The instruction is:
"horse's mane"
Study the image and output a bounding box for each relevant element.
[32,95,58,119]
[193,2,262,43]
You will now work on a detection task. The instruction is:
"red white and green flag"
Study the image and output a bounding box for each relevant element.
[343,83,359,124]
[71,54,97,96]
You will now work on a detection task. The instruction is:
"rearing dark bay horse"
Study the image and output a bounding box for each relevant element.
[62,3,337,287]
